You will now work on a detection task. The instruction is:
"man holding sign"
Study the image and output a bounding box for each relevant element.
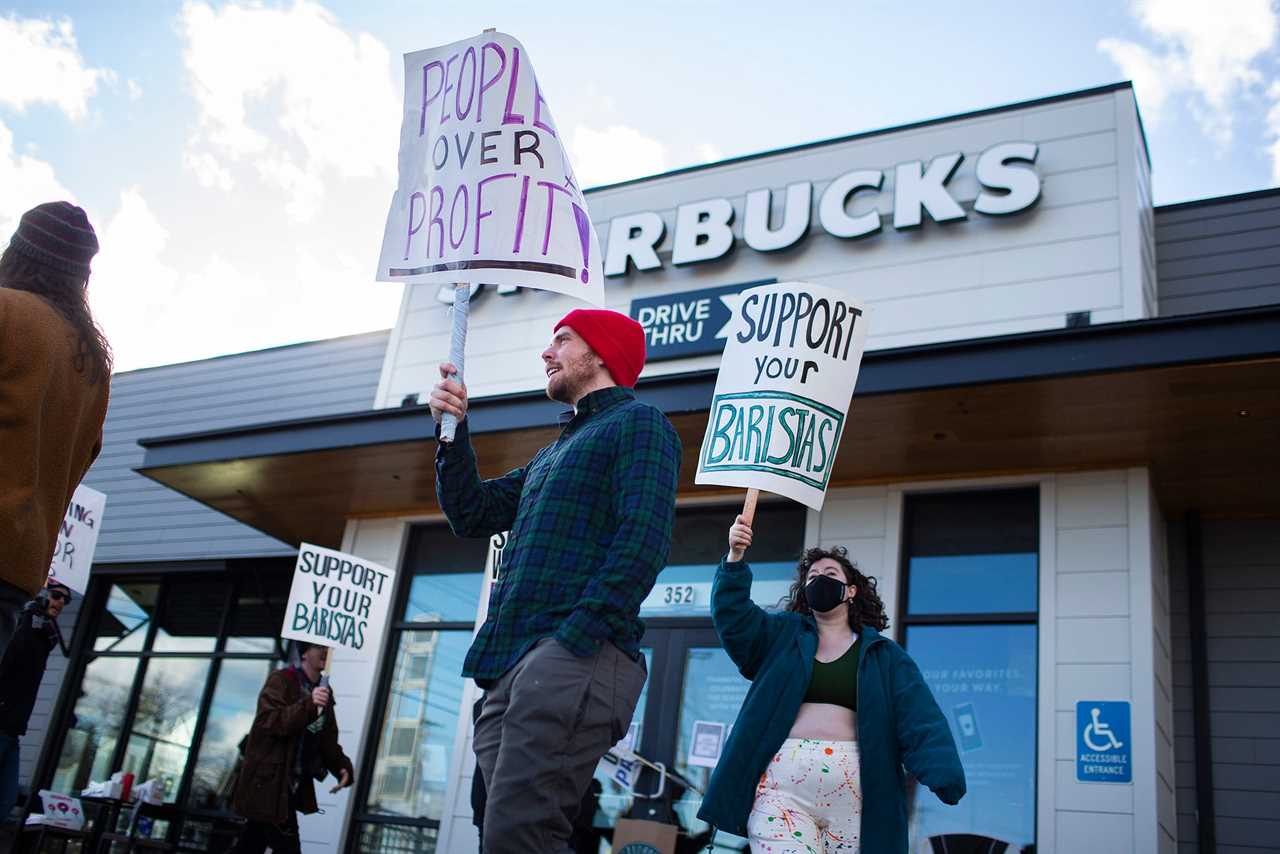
[230,641,353,854]
[430,309,680,853]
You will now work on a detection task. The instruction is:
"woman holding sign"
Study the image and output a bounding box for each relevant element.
[697,516,964,852]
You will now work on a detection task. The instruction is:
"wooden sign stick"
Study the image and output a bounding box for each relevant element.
[742,488,760,526]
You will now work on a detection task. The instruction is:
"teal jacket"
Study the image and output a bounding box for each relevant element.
[697,558,965,850]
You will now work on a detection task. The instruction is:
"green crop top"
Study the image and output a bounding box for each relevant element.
[803,636,860,711]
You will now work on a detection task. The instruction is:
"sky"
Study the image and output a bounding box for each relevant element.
[2,0,1278,372]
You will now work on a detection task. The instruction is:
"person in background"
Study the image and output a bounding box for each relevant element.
[430,308,681,854]
[698,516,965,853]
[0,202,111,658]
[0,578,69,829]
[230,642,354,854]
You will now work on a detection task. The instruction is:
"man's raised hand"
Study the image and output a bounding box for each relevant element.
[429,362,469,427]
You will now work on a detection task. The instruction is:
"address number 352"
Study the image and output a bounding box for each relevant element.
[661,585,696,605]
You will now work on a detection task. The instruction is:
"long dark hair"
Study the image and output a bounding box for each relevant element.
[0,247,112,384]
[784,545,889,632]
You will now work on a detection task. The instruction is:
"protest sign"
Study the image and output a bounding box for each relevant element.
[281,543,396,653]
[47,484,106,595]
[376,31,603,303]
[695,281,868,510]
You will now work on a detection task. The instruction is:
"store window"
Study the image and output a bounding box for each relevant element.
[46,564,294,848]
[900,488,1039,853]
[351,525,488,853]
[641,503,805,618]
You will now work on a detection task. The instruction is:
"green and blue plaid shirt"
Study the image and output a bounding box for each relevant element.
[436,386,682,685]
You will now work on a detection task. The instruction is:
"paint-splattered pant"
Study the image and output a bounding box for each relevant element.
[747,738,862,853]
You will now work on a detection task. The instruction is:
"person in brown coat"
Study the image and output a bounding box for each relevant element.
[0,201,111,659]
[230,642,354,854]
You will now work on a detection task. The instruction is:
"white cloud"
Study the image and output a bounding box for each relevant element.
[1268,82,1280,182]
[1096,38,1176,120]
[0,119,76,241]
[89,188,400,371]
[0,14,110,120]
[698,142,724,163]
[88,188,181,370]
[179,0,399,221]
[183,149,234,191]
[126,79,143,101]
[1099,0,1277,147]
[571,124,668,187]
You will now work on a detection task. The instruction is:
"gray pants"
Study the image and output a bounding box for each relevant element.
[474,637,646,854]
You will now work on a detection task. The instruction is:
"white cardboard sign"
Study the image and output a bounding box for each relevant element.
[47,484,106,595]
[37,790,85,830]
[376,31,604,305]
[281,543,396,653]
[695,281,868,510]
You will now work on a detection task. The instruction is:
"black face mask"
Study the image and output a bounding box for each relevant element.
[804,574,849,613]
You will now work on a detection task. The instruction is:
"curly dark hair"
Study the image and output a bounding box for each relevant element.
[0,247,112,384]
[783,545,889,632]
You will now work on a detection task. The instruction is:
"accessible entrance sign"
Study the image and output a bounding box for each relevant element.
[281,543,396,652]
[1076,701,1131,782]
[694,281,868,510]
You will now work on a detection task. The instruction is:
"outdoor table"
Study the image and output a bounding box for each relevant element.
[87,797,181,854]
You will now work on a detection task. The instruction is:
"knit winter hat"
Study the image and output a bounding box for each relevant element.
[44,578,73,597]
[7,201,99,278]
[555,309,647,388]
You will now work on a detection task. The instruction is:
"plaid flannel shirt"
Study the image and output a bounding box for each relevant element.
[436,386,682,685]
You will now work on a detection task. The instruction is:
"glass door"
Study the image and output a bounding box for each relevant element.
[670,636,750,848]
[578,501,803,852]
[589,625,751,854]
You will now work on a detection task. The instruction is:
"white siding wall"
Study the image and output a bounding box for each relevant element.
[1047,469,1172,852]
[1116,93,1157,319]
[377,87,1153,407]
[812,486,900,638]
[300,518,409,854]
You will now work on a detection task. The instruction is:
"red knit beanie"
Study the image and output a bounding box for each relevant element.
[555,309,646,388]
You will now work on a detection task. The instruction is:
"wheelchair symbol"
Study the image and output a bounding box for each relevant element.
[1083,706,1124,751]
